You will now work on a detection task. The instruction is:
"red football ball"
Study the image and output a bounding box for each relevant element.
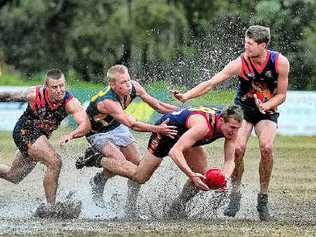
[204,168,226,189]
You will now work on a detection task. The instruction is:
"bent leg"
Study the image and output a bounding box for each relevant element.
[121,142,141,165]
[0,151,36,184]
[132,150,162,184]
[99,142,138,178]
[28,136,62,205]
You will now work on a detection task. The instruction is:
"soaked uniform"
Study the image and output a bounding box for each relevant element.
[235,50,280,125]
[13,86,73,156]
[148,107,224,158]
[85,83,137,152]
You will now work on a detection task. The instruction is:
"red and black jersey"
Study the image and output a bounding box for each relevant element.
[235,50,279,111]
[18,86,73,137]
[148,107,224,158]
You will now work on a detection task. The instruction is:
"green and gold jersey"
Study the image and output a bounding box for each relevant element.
[86,83,137,136]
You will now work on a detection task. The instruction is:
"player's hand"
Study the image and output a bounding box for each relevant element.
[171,90,187,103]
[59,134,72,147]
[157,118,177,139]
[253,94,267,114]
[215,178,228,193]
[254,94,274,114]
[190,173,210,191]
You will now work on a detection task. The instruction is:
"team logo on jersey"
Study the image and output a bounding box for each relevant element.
[265,70,272,78]
[246,72,255,79]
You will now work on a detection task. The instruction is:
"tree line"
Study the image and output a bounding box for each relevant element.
[0,0,315,89]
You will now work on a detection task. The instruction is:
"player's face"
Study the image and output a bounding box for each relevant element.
[244,37,266,58]
[222,118,241,140]
[46,76,66,102]
[111,71,132,96]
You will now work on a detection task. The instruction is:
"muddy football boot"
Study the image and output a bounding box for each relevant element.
[257,193,271,221]
[75,146,103,169]
[89,176,106,208]
[165,198,187,219]
[54,200,82,219]
[223,191,241,217]
[34,203,53,218]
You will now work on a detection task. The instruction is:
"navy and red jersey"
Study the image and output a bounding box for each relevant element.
[86,82,137,136]
[148,107,224,158]
[235,50,279,111]
[17,86,73,137]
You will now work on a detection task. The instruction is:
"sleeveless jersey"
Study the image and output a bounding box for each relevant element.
[235,50,279,110]
[18,86,73,137]
[86,83,137,135]
[164,106,224,146]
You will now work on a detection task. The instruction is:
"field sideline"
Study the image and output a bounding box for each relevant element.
[0,129,315,236]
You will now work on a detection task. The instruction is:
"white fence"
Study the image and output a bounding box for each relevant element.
[0,87,27,131]
[278,90,316,136]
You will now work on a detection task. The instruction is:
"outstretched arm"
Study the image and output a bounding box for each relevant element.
[173,58,241,102]
[60,97,91,147]
[98,99,177,137]
[134,81,178,113]
[0,87,36,102]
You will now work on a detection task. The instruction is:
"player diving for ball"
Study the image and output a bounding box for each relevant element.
[77,104,243,218]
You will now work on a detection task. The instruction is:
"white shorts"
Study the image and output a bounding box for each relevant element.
[86,124,135,153]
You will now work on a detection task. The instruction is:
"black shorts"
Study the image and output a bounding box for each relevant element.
[13,119,47,157]
[147,133,177,159]
[242,107,279,126]
[147,115,179,158]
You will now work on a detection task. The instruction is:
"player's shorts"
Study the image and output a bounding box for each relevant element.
[147,115,178,159]
[86,124,135,153]
[241,106,279,126]
[13,119,47,157]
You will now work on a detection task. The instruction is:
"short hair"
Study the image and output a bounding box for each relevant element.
[106,64,128,82]
[245,25,271,45]
[44,69,64,84]
[222,105,244,123]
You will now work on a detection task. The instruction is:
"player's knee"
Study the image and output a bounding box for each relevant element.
[260,143,273,159]
[47,155,62,170]
[133,173,150,184]
[235,144,246,159]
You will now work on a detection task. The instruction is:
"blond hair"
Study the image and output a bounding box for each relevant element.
[106,64,128,82]
[222,105,244,123]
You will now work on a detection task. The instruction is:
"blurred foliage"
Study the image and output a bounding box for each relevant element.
[0,0,315,89]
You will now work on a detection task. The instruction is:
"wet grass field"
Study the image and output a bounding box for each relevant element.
[0,129,315,236]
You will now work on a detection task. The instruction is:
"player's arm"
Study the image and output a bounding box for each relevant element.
[133,81,178,113]
[60,97,91,146]
[173,58,241,102]
[168,115,210,191]
[260,55,289,112]
[0,87,36,102]
[98,100,177,137]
